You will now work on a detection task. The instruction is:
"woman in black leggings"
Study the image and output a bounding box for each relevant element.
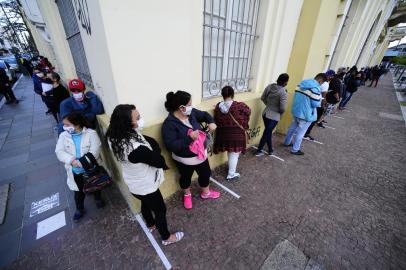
[107,104,183,246]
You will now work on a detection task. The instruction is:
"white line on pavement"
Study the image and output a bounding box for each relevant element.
[251,146,285,161]
[135,214,172,270]
[12,74,24,90]
[332,115,345,119]
[303,137,324,145]
[210,177,241,199]
[323,125,336,130]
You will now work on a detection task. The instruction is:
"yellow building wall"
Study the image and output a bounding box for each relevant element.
[35,0,77,81]
[278,0,344,132]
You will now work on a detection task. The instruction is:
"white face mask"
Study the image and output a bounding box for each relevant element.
[135,117,145,132]
[181,105,193,116]
[72,92,84,101]
[63,126,75,134]
[37,72,44,78]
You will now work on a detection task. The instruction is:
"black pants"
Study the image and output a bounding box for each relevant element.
[257,115,279,153]
[1,86,17,102]
[133,189,170,240]
[305,106,324,136]
[369,77,379,87]
[73,173,102,210]
[174,159,211,189]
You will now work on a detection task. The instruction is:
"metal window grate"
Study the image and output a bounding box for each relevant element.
[202,0,260,98]
[56,0,93,88]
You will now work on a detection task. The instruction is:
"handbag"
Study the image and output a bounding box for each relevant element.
[200,123,214,149]
[228,112,250,145]
[79,153,113,193]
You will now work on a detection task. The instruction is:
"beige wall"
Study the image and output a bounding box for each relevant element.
[71,0,119,115]
[35,0,77,81]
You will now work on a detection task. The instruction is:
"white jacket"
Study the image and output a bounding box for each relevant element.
[55,128,101,191]
[112,134,164,195]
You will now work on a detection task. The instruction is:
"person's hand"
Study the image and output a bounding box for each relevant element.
[71,160,82,167]
[208,123,217,132]
[189,130,199,141]
[41,92,46,96]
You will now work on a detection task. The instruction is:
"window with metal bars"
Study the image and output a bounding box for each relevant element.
[56,0,93,88]
[202,0,260,98]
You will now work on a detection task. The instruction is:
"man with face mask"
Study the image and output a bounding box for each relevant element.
[58,78,104,134]
[283,73,327,155]
[32,66,53,114]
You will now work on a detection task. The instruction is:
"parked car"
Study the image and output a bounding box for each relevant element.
[0,60,17,82]
[0,56,20,72]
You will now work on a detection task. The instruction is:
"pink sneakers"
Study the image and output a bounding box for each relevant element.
[183,194,192,209]
[200,190,221,200]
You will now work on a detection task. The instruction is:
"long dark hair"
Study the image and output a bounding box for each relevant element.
[106,104,144,161]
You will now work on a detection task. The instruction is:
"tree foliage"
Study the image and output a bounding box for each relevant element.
[392,56,406,65]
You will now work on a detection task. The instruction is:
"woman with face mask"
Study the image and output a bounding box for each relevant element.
[55,112,104,222]
[59,79,104,134]
[106,104,184,245]
[162,91,220,210]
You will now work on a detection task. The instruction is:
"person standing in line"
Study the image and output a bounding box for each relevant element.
[339,70,361,110]
[0,68,18,104]
[107,104,184,245]
[55,112,105,222]
[255,73,289,157]
[47,72,70,121]
[162,91,220,210]
[32,66,53,114]
[368,65,381,87]
[323,72,343,116]
[283,73,326,155]
[213,86,251,181]
[59,78,104,133]
[303,72,330,141]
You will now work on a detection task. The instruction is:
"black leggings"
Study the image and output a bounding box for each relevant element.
[174,159,211,189]
[73,173,102,210]
[133,189,170,240]
[1,86,17,102]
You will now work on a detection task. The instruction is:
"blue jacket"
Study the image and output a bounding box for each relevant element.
[291,79,321,122]
[58,91,104,134]
[32,74,42,95]
[162,108,214,158]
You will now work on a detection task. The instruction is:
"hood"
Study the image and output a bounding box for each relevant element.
[266,83,284,95]
[219,100,233,114]
[299,79,320,90]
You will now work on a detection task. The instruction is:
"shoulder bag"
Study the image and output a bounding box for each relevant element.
[79,153,113,193]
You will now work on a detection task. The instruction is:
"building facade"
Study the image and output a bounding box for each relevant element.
[20,0,399,212]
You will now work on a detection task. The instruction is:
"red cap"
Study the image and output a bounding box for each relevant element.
[68,79,85,91]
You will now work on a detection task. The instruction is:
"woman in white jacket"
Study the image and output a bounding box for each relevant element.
[55,112,104,222]
[106,104,183,246]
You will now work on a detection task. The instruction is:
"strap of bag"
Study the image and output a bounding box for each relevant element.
[228,112,250,143]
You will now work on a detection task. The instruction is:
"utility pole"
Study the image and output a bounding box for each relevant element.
[0,1,23,51]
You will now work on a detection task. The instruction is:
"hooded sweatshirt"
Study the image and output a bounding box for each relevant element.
[261,83,288,121]
[291,79,321,122]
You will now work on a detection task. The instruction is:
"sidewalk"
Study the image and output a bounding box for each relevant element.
[1,74,406,270]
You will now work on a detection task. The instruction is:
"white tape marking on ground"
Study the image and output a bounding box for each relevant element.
[210,177,241,199]
[251,146,285,162]
[323,125,336,130]
[36,211,66,240]
[303,137,324,145]
[135,214,172,270]
[332,115,345,119]
[12,74,24,90]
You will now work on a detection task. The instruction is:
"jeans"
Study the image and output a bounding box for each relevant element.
[174,159,211,189]
[73,173,102,210]
[133,189,170,240]
[284,117,312,152]
[257,116,279,153]
[339,91,353,108]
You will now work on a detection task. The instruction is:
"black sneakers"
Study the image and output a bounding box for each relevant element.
[290,150,304,155]
[73,209,85,222]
